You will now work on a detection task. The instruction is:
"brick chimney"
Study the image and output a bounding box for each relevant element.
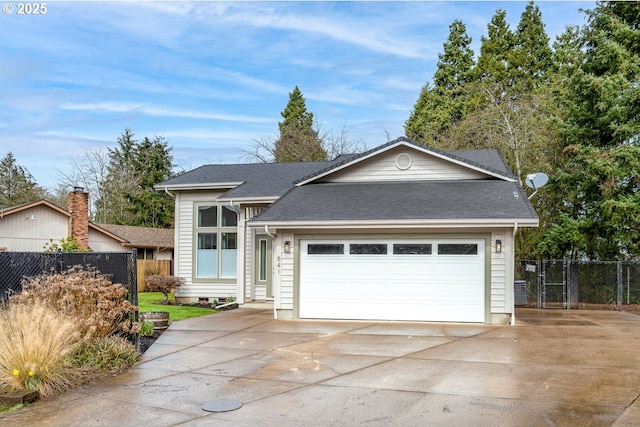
[68,187,90,250]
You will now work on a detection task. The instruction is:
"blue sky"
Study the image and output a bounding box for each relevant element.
[1,1,594,189]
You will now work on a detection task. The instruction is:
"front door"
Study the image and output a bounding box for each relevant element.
[255,236,273,299]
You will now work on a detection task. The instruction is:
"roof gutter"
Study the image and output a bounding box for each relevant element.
[249,218,539,230]
[154,182,243,191]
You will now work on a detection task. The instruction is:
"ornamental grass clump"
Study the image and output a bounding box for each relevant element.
[70,336,139,371]
[0,302,82,397]
[12,266,139,340]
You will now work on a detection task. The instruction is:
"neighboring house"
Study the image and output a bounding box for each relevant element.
[96,224,173,260]
[0,188,174,261]
[155,137,538,324]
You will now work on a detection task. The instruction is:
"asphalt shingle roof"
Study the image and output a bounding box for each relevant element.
[157,161,335,199]
[96,224,174,248]
[250,180,538,223]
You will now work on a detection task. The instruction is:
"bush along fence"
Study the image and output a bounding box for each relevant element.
[516,259,640,310]
[0,251,138,308]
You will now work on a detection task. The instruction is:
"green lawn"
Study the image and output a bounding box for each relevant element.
[137,292,217,322]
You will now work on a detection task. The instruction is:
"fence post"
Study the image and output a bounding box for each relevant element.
[566,260,579,310]
[617,261,623,310]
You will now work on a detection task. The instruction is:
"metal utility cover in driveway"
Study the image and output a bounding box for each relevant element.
[201,399,243,412]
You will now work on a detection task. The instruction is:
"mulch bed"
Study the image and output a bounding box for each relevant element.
[139,329,164,354]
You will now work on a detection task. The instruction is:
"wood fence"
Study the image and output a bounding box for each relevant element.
[137,259,172,292]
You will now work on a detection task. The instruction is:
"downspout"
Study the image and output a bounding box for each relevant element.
[264,224,276,238]
[163,187,175,198]
[228,201,241,215]
[511,222,519,326]
[264,224,277,318]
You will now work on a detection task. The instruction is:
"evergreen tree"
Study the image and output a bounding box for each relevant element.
[474,9,514,85]
[96,129,175,227]
[274,86,326,162]
[128,136,175,228]
[510,2,553,92]
[405,20,475,144]
[536,1,640,260]
[0,152,45,209]
[561,1,640,147]
[96,128,140,225]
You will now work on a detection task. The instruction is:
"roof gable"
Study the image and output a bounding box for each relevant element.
[1,199,68,218]
[296,137,516,185]
[0,199,129,245]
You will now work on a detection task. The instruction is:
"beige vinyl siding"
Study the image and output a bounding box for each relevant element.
[490,230,510,314]
[88,229,125,252]
[279,232,295,309]
[0,206,68,251]
[244,216,254,300]
[174,190,241,299]
[155,249,173,261]
[323,147,488,183]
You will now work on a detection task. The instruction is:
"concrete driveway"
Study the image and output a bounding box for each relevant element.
[2,305,640,427]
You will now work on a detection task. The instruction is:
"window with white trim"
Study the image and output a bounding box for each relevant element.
[195,204,238,278]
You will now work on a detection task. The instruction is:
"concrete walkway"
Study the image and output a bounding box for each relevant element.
[3,306,640,426]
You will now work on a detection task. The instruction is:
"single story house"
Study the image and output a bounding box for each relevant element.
[0,188,173,261]
[155,137,538,324]
[96,224,173,261]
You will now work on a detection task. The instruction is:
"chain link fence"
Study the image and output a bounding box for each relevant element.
[516,259,640,310]
[1,251,137,308]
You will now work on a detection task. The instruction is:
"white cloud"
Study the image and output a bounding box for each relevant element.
[60,102,273,123]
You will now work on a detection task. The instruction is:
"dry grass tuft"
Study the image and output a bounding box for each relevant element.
[0,303,82,397]
[12,266,139,340]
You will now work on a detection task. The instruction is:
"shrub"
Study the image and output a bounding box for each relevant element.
[70,336,139,372]
[12,266,139,340]
[43,236,89,252]
[145,275,184,304]
[0,302,82,397]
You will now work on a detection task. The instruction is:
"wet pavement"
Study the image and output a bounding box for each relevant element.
[2,306,640,426]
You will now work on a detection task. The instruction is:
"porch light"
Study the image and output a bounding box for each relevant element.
[284,241,291,253]
[495,239,502,253]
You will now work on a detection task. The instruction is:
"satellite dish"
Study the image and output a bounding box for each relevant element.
[525,173,548,189]
[525,172,549,199]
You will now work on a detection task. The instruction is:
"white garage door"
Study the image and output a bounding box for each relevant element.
[299,238,485,322]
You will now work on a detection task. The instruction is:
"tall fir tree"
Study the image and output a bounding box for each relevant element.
[474,9,514,85]
[96,129,175,227]
[128,136,175,228]
[0,152,45,209]
[561,1,640,147]
[405,20,475,145]
[510,1,553,92]
[274,86,326,162]
[536,1,640,260]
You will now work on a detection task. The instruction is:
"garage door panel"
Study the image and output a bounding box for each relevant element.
[300,239,485,322]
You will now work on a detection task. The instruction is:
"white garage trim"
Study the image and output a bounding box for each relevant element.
[298,237,488,323]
